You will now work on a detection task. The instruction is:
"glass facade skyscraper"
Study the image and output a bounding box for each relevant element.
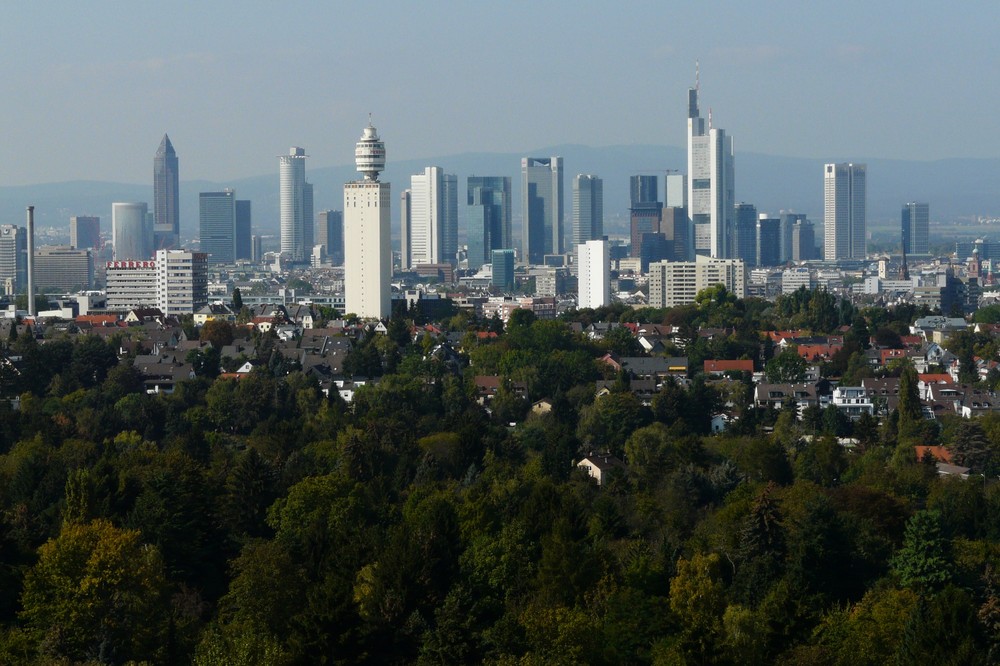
[521,157,563,265]
[199,190,236,264]
[902,202,929,255]
[153,134,179,250]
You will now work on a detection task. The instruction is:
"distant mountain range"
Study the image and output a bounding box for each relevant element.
[2,145,999,243]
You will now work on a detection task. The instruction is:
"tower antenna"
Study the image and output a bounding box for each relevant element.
[708,107,713,130]
[695,60,700,93]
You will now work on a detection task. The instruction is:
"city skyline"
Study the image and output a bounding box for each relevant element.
[3,4,1000,186]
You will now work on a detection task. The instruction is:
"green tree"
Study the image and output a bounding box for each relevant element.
[20,520,167,662]
[200,319,236,349]
[766,347,808,382]
[897,363,923,444]
[892,509,952,592]
[232,287,243,311]
[669,552,727,660]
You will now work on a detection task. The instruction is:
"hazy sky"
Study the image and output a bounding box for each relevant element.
[2,1,998,185]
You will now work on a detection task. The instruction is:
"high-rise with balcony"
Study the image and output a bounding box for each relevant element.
[153,134,179,250]
[902,202,929,255]
[280,147,309,262]
[344,120,392,319]
[521,157,563,264]
[824,163,867,261]
[687,78,734,258]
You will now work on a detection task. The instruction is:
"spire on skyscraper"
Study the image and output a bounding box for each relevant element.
[157,133,175,156]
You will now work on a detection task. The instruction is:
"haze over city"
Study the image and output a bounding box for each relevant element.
[2,1,999,186]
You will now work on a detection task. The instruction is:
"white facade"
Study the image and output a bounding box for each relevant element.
[781,267,815,294]
[106,252,208,315]
[648,255,746,307]
[824,163,867,261]
[106,260,157,310]
[279,147,309,262]
[155,250,208,316]
[409,167,442,266]
[578,239,610,309]
[112,202,151,261]
[572,174,603,251]
[345,122,392,319]
[687,86,734,259]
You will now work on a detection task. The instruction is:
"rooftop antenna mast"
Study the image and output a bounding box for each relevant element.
[695,60,700,93]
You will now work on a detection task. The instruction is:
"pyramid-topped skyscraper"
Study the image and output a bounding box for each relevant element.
[154,134,179,249]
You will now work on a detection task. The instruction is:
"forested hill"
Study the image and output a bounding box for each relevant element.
[1,292,999,664]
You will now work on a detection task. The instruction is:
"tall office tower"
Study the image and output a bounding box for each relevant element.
[0,225,27,292]
[733,203,758,265]
[522,157,564,264]
[902,202,930,255]
[199,190,236,264]
[303,182,314,252]
[779,213,806,262]
[661,207,688,261]
[467,176,512,271]
[442,173,458,265]
[153,134,180,250]
[824,163,867,261]
[400,189,412,270]
[344,120,392,319]
[572,175,603,250]
[792,219,816,261]
[156,249,208,316]
[756,216,782,266]
[687,77,735,259]
[578,239,610,309]
[112,202,151,261]
[251,235,263,263]
[491,248,515,291]
[468,176,512,248]
[629,175,662,258]
[408,167,458,266]
[70,216,101,250]
[665,174,687,208]
[279,147,309,262]
[34,247,93,291]
[235,200,252,260]
[316,210,344,265]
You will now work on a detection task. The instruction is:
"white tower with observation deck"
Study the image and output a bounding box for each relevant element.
[344,118,392,319]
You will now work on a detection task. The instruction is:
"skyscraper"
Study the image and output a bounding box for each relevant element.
[408,167,458,266]
[199,190,236,264]
[316,210,344,265]
[629,175,662,258]
[279,147,309,262]
[112,202,151,261]
[572,174,603,250]
[153,134,179,250]
[235,200,252,260]
[0,225,27,292]
[792,219,816,261]
[902,202,929,255]
[467,177,511,272]
[824,163,867,261]
[578,239,610,309]
[522,157,564,264]
[70,216,101,250]
[491,249,515,291]
[468,176,512,248]
[756,215,781,266]
[733,203,758,266]
[779,213,807,263]
[687,78,735,259]
[400,190,412,270]
[344,121,392,319]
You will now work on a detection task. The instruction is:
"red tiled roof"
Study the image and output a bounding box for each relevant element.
[915,446,953,463]
[704,359,754,373]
